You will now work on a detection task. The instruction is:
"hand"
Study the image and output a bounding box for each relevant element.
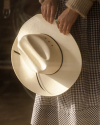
[41,0,57,24]
[57,8,79,35]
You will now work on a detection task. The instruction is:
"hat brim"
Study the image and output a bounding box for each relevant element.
[11,14,82,96]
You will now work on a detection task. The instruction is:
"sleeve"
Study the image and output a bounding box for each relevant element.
[65,0,93,18]
[39,0,44,4]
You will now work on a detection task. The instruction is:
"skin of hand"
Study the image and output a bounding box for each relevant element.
[57,8,79,35]
[41,0,58,24]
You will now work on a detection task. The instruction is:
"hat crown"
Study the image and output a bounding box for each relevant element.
[11,14,82,96]
[18,34,62,74]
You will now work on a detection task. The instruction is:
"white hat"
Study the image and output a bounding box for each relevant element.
[11,14,82,96]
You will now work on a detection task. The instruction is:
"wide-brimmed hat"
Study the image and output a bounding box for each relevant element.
[11,14,82,96]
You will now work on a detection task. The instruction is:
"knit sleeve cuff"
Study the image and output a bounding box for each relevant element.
[39,0,44,4]
[65,0,93,18]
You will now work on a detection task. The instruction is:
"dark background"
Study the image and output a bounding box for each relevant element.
[0,0,41,125]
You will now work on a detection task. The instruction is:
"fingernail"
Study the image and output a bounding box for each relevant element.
[50,21,52,24]
[66,31,69,34]
[63,32,66,35]
[50,19,53,24]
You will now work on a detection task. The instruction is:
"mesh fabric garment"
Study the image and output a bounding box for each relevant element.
[31,1,100,125]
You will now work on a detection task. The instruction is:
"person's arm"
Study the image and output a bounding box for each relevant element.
[57,0,95,35]
[65,0,94,18]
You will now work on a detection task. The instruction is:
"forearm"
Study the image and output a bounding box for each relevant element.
[65,0,93,18]
[39,0,58,4]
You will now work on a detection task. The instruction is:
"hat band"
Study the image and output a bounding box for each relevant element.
[18,34,63,75]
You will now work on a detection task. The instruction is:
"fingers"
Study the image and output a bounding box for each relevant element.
[56,18,69,35]
[41,6,46,19]
[58,19,64,33]
[41,4,48,20]
[62,24,71,35]
[62,23,67,35]
[47,4,51,22]
[56,8,79,35]
[66,25,71,34]
[41,1,57,24]
[50,5,56,23]
[56,20,71,35]
[41,4,52,23]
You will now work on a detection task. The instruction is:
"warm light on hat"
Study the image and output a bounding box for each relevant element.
[11,14,82,96]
